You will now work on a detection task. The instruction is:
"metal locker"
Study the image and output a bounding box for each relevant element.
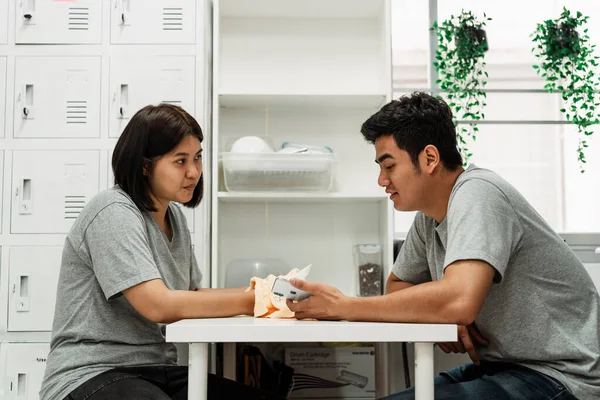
[13,57,101,138]
[11,150,100,234]
[0,56,6,138]
[0,0,7,44]
[8,246,62,332]
[0,151,3,233]
[110,0,195,44]
[15,0,102,44]
[4,343,50,400]
[109,56,195,138]
[107,151,195,232]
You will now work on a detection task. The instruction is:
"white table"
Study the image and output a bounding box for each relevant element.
[166,317,457,400]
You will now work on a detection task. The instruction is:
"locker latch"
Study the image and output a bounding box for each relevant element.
[23,13,32,20]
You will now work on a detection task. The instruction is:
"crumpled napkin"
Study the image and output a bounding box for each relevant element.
[246,266,309,319]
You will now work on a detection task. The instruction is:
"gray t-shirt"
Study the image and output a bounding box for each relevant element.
[393,165,600,399]
[40,186,202,400]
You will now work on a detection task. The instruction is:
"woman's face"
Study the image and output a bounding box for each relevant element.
[147,135,202,208]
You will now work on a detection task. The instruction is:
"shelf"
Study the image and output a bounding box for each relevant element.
[219,94,388,110]
[218,191,388,203]
[219,0,385,19]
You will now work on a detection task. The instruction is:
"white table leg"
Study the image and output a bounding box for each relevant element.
[414,342,434,400]
[188,343,209,400]
[223,343,237,380]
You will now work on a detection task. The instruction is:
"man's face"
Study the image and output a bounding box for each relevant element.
[374,135,426,212]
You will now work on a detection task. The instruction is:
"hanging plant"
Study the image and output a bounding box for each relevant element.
[532,8,600,173]
[431,10,491,164]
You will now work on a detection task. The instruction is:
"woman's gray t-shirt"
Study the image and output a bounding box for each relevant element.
[39,186,202,400]
[393,164,600,400]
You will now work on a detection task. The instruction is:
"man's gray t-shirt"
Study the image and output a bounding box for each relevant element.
[393,165,600,399]
[39,186,202,400]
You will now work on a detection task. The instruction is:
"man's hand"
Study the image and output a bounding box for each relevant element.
[285,279,349,320]
[437,324,488,365]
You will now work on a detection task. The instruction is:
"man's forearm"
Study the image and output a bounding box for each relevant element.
[345,279,470,325]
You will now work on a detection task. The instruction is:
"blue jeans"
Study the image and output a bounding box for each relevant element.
[380,362,578,400]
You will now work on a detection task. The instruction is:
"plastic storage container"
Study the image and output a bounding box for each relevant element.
[224,258,291,288]
[220,152,335,192]
[353,244,383,297]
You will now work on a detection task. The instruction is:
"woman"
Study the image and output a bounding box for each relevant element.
[40,104,277,400]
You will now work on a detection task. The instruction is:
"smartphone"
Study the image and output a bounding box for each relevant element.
[271,278,312,301]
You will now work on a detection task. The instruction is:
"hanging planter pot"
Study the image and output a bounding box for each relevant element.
[431,10,492,164]
[532,8,600,172]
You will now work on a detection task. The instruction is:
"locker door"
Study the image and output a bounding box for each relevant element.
[0,56,6,138]
[8,246,62,332]
[0,151,3,233]
[110,0,195,44]
[15,0,101,44]
[109,56,195,138]
[0,0,7,44]
[14,57,101,138]
[11,150,100,234]
[5,343,50,400]
[107,151,195,232]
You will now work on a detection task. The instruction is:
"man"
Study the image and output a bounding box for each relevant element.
[287,92,600,399]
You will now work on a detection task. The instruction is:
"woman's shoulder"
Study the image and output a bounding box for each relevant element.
[77,187,143,228]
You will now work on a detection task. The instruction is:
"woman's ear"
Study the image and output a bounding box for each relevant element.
[142,159,151,176]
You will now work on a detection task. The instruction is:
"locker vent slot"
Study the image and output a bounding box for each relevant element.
[65,196,86,220]
[69,7,90,31]
[66,101,87,124]
[163,8,183,31]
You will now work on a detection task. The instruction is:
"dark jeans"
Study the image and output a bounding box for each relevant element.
[380,362,578,400]
[65,365,285,400]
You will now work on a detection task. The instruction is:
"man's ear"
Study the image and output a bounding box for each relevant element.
[422,145,440,172]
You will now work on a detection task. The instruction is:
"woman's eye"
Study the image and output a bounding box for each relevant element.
[194,155,202,161]
[176,159,185,164]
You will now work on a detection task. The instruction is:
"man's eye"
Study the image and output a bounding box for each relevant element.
[386,165,394,170]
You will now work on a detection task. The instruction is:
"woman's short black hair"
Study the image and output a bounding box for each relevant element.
[112,103,204,212]
[360,92,463,171]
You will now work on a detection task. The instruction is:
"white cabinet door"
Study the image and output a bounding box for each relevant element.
[8,246,62,332]
[0,0,7,44]
[11,150,100,234]
[4,343,50,400]
[0,56,6,138]
[109,56,195,137]
[0,151,3,233]
[14,57,101,138]
[15,0,101,44]
[110,0,195,44]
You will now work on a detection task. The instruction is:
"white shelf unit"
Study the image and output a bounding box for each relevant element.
[211,1,393,395]
[212,0,393,290]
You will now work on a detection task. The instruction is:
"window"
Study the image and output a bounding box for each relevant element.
[392,0,600,234]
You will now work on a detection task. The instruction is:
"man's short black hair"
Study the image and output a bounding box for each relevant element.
[361,92,463,171]
[112,103,204,212]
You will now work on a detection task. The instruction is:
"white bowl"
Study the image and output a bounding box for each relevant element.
[230,136,274,153]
